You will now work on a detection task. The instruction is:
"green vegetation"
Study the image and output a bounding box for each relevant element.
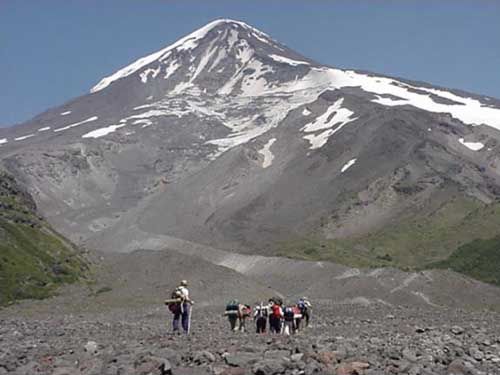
[275,196,500,282]
[276,237,389,268]
[0,171,88,305]
[344,196,489,268]
[431,236,500,286]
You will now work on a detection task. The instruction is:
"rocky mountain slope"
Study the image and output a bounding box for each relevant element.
[1,19,500,274]
[0,171,88,305]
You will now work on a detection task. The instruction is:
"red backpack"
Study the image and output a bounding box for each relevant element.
[272,304,282,318]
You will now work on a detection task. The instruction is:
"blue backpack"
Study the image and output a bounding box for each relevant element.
[298,301,307,313]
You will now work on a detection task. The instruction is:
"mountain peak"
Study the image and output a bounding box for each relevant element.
[90,19,280,93]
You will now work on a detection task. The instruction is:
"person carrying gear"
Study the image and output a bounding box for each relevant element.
[225,299,241,331]
[293,304,303,332]
[282,305,296,335]
[269,299,283,334]
[165,280,194,334]
[297,297,311,328]
[253,302,270,334]
[238,304,251,332]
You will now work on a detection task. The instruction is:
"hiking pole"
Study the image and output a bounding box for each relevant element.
[187,302,193,335]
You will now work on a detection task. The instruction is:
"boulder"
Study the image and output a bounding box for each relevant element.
[447,359,473,375]
[252,359,286,375]
[225,353,260,367]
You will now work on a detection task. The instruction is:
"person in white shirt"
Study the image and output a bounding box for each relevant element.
[253,302,270,333]
[172,280,193,334]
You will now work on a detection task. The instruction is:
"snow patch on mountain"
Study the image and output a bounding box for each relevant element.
[302,130,330,150]
[171,81,195,95]
[82,124,126,139]
[341,158,357,173]
[133,119,153,128]
[38,127,51,132]
[140,66,161,83]
[15,134,35,141]
[208,48,227,72]
[218,40,257,95]
[227,29,239,49]
[302,98,358,149]
[252,32,270,45]
[54,116,98,133]
[302,108,312,116]
[259,138,276,168]
[164,60,180,79]
[459,138,484,151]
[126,109,180,121]
[236,39,255,65]
[206,92,315,156]
[269,54,310,66]
[190,38,219,83]
[127,98,214,123]
[60,111,71,116]
[0,138,7,145]
[240,59,273,96]
[293,68,500,130]
[302,98,354,133]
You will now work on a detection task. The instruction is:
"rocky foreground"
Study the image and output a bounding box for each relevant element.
[1,301,500,375]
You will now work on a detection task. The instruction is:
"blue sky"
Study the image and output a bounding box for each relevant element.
[1,1,499,127]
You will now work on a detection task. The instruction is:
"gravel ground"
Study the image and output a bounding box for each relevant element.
[2,250,500,375]
[2,301,500,374]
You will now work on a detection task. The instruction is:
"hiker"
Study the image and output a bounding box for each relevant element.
[166,280,193,334]
[297,297,311,328]
[269,298,283,334]
[282,305,296,335]
[293,304,303,332]
[253,302,270,333]
[225,301,251,332]
[239,304,251,332]
[225,300,240,331]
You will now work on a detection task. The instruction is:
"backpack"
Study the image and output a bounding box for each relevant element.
[241,305,251,317]
[271,304,282,318]
[226,300,240,312]
[168,303,180,314]
[172,287,184,300]
[284,306,294,320]
[298,301,307,313]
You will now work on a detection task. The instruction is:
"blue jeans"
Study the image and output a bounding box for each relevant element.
[173,303,190,333]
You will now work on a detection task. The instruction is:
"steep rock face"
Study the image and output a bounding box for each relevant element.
[1,19,500,268]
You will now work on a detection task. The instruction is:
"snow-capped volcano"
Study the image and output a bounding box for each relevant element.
[87,18,500,131]
[2,19,499,149]
[2,19,500,266]
[90,19,316,97]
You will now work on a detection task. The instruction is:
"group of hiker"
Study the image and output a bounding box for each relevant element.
[224,297,311,335]
[164,280,312,335]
